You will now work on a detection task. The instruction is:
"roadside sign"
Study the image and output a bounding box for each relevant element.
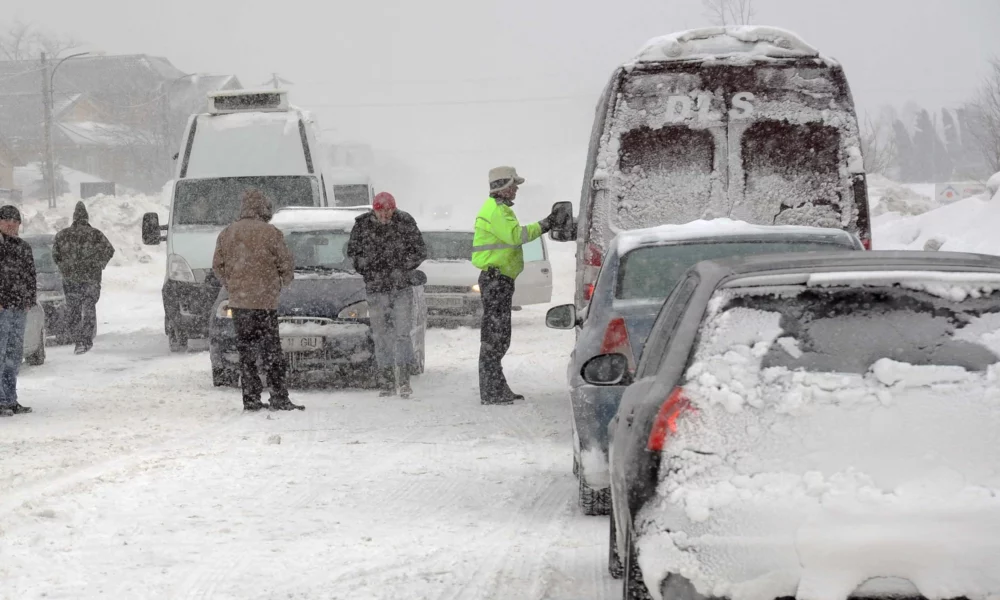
[936,182,987,203]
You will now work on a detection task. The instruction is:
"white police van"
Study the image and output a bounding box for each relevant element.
[142,89,330,352]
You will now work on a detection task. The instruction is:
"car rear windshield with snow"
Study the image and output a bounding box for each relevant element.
[173,176,319,226]
[639,281,1000,599]
[615,239,849,300]
[593,62,862,248]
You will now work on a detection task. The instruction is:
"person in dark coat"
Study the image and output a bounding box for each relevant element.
[0,205,36,416]
[53,202,115,354]
[346,192,427,398]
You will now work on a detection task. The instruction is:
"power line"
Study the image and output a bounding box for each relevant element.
[308,94,595,109]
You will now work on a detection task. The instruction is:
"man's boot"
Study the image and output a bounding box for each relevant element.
[398,365,412,399]
[378,367,396,397]
[268,395,305,411]
[243,397,266,412]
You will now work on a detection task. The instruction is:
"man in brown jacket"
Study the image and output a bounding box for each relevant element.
[212,189,302,412]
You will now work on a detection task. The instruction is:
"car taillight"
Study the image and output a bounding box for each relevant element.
[584,243,603,267]
[600,317,635,369]
[647,387,694,451]
[584,283,595,301]
[861,237,872,250]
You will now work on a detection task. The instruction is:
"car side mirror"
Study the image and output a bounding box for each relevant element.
[545,304,578,329]
[581,353,632,386]
[548,201,577,242]
[142,212,165,245]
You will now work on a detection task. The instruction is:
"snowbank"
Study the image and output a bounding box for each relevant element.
[867,175,937,217]
[872,184,1000,255]
[16,192,168,268]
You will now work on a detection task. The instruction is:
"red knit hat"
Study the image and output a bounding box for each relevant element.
[373,192,396,211]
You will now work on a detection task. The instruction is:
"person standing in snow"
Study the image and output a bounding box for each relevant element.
[0,205,36,417]
[471,167,558,405]
[346,192,427,398]
[213,189,302,412]
[52,201,115,354]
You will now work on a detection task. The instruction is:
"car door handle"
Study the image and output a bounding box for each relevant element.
[625,414,634,426]
[541,268,550,274]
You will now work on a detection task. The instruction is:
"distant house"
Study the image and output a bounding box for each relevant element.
[0,55,241,193]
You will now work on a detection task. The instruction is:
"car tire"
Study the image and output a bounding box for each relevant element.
[168,323,188,353]
[579,477,611,516]
[609,510,624,579]
[24,327,46,366]
[623,526,653,600]
[212,367,239,388]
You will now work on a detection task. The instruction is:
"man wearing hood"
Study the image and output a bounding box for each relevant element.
[212,189,302,412]
[346,192,427,398]
[53,201,115,354]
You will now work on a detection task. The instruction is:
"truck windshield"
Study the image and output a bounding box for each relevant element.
[173,176,318,226]
[333,185,371,207]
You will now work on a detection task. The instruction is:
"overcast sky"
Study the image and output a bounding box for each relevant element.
[5,0,999,213]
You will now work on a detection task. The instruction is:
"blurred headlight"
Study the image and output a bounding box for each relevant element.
[338,301,369,319]
[37,290,65,302]
[471,284,481,293]
[216,300,232,319]
[167,254,196,283]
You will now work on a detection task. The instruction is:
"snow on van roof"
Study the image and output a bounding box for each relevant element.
[630,26,820,65]
[613,218,856,255]
[271,207,367,231]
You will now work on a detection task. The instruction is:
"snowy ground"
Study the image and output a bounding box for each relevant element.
[1,242,620,600]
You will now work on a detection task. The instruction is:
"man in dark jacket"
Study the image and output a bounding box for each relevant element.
[346,192,427,398]
[0,205,36,417]
[213,189,302,412]
[53,202,115,354]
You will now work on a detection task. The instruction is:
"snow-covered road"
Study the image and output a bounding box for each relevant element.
[1,248,619,599]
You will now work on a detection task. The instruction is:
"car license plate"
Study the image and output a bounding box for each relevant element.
[281,336,323,352]
[431,296,465,308]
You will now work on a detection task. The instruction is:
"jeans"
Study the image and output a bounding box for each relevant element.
[478,268,515,403]
[63,280,101,346]
[368,287,417,371]
[0,309,27,407]
[231,309,289,403]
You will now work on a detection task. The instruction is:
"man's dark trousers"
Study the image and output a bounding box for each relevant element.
[478,267,515,404]
[231,308,290,404]
[63,280,101,346]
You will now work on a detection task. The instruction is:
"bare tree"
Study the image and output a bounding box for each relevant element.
[860,114,897,176]
[702,0,755,26]
[966,58,1000,175]
[0,20,82,60]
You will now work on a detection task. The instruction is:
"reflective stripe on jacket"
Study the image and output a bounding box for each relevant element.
[471,197,542,280]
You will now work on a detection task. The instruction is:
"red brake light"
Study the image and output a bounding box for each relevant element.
[600,317,630,355]
[647,387,694,451]
[584,283,595,301]
[585,243,603,267]
[861,237,872,250]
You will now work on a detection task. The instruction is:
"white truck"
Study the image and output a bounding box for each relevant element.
[142,89,330,351]
[327,166,374,207]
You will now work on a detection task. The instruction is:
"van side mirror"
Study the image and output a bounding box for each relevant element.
[581,353,632,386]
[545,304,578,329]
[548,201,577,242]
[142,212,165,245]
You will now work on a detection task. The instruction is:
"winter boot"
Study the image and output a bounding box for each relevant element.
[397,365,412,398]
[74,343,90,355]
[378,367,396,397]
[243,397,266,412]
[268,396,305,411]
[0,407,13,418]
[12,403,32,414]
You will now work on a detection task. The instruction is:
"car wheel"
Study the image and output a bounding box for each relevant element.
[623,526,653,600]
[579,478,611,516]
[24,327,46,366]
[212,367,239,388]
[168,323,188,353]
[609,510,624,579]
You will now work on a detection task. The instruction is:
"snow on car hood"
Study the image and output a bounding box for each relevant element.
[636,284,1000,600]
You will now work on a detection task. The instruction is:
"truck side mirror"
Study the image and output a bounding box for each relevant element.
[142,212,165,246]
[548,201,577,242]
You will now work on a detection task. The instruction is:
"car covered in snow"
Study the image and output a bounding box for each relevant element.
[420,228,552,325]
[208,207,426,388]
[547,26,873,310]
[582,250,1000,599]
[545,221,862,516]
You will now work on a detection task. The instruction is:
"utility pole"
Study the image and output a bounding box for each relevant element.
[41,52,56,208]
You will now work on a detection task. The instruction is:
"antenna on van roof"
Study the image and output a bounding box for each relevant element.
[261,73,294,89]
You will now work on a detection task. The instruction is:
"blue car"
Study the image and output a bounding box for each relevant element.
[545,220,863,515]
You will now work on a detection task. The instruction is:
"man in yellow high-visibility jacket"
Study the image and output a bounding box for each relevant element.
[472,166,557,405]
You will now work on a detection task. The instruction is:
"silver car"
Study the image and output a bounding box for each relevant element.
[546,222,863,516]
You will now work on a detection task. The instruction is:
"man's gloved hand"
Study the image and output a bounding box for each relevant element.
[538,216,553,234]
[388,269,408,287]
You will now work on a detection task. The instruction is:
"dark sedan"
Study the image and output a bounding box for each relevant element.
[208,209,426,388]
